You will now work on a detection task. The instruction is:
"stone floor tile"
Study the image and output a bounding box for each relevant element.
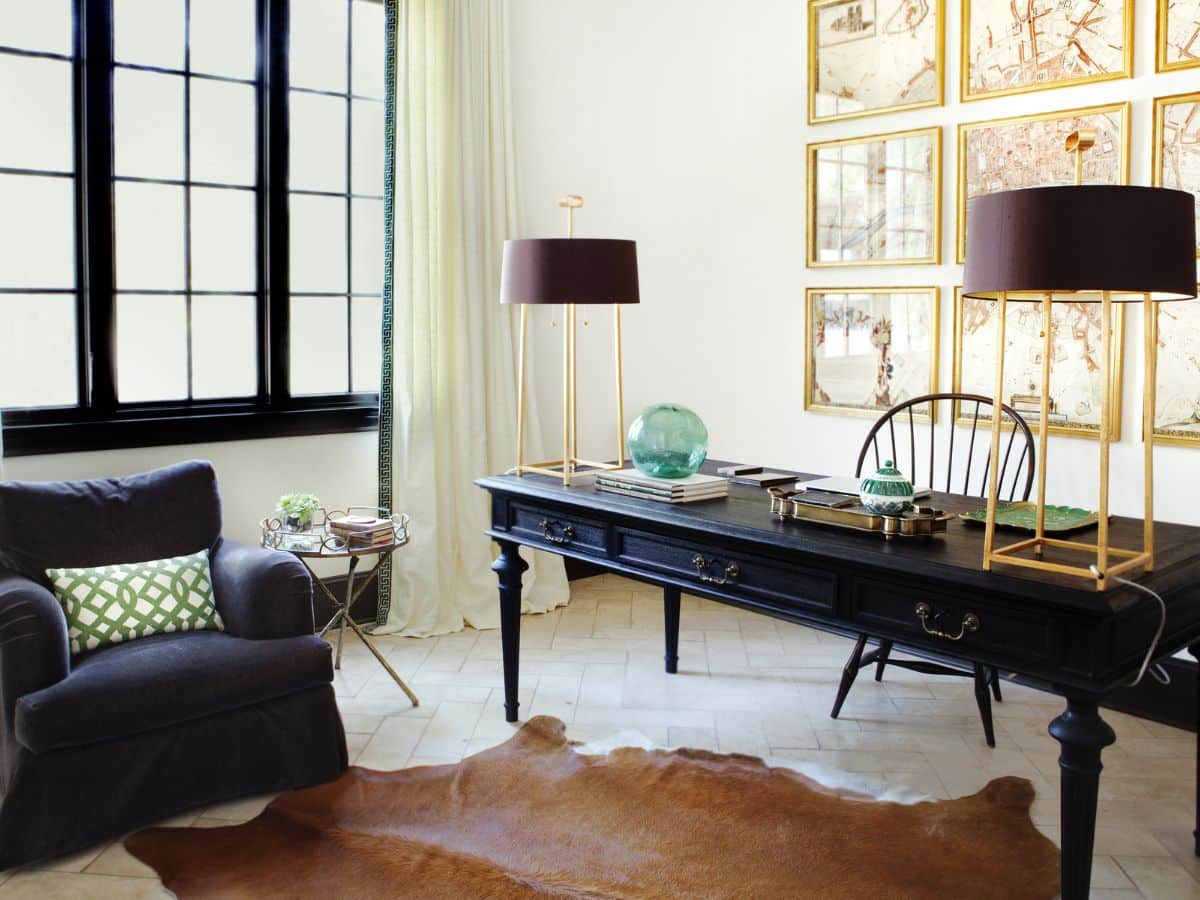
[1115,856,1200,899]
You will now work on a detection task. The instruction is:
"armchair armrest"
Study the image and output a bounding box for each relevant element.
[210,539,315,640]
[0,573,70,782]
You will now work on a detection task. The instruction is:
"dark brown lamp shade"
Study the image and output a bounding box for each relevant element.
[500,238,640,305]
[963,186,1197,302]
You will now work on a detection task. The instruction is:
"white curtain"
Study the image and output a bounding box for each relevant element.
[377,0,569,635]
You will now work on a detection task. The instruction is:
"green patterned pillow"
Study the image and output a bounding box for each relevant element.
[47,550,225,655]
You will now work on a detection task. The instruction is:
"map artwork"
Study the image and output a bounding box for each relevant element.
[808,289,937,418]
[957,105,1127,261]
[955,292,1120,438]
[1156,95,1200,254]
[1156,299,1200,444]
[812,129,939,265]
[963,0,1130,99]
[1160,0,1200,69]
[811,0,940,122]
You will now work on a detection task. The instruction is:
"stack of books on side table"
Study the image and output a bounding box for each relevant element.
[594,469,729,504]
[328,514,395,548]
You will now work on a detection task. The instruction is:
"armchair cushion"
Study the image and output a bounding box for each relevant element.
[0,460,222,586]
[14,631,333,754]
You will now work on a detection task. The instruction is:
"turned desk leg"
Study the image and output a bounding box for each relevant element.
[1191,644,1200,855]
[493,541,527,723]
[663,585,681,674]
[1049,697,1115,900]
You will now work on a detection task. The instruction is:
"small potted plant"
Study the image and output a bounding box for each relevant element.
[278,492,321,532]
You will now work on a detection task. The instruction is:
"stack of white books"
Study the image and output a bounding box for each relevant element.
[594,469,728,504]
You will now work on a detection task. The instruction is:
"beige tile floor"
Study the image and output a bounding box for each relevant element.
[2,573,1197,898]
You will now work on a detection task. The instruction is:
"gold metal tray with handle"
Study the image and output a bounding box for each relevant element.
[768,488,953,540]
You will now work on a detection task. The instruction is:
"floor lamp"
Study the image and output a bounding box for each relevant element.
[963,135,1196,590]
[499,196,640,486]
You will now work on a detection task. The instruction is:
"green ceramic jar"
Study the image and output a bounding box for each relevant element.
[858,460,914,516]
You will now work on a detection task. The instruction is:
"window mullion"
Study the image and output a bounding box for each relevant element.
[184,0,194,402]
[80,0,117,414]
[70,0,89,410]
[344,0,353,395]
[264,0,290,407]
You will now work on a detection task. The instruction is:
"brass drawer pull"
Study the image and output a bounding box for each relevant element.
[538,519,575,545]
[692,554,740,585]
[914,602,980,641]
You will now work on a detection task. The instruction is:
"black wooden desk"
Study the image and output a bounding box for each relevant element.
[477,462,1200,900]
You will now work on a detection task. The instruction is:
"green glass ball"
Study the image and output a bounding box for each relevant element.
[626,403,708,478]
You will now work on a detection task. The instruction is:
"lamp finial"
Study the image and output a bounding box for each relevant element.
[1065,130,1097,186]
[558,194,584,238]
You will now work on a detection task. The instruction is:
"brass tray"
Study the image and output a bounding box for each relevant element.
[768,488,952,540]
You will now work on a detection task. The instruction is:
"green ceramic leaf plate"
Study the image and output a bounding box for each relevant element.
[959,502,1099,533]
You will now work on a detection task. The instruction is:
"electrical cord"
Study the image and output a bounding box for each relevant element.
[1089,565,1168,688]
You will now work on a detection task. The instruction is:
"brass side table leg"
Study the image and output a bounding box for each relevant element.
[343,615,420,707]
[335,556,358,669]
[318,609,341,640]
[297,549,417,707]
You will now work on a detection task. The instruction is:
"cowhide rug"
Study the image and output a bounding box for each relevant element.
[126,715,1059,899]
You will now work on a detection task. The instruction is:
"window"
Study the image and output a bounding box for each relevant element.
[288,0,384,397]
[0,0,384,455]
[0,1,79,412]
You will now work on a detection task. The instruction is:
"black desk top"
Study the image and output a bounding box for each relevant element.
[478,460,1200,616]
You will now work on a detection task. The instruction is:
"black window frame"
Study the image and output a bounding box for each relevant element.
[0,0,380,457]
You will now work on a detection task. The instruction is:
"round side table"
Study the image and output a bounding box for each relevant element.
[261,509,418,708]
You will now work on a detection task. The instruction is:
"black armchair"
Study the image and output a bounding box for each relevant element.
[0,461,347,868]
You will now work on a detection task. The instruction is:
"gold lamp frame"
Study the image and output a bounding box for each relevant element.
[514,196,627,487]
[980,131,1155,590]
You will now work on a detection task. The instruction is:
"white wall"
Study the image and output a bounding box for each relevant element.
[509,0,1200,524]
[3,433,377,574]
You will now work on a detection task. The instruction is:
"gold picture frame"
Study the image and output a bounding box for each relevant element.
[1156,0,1200,72]
[951,288,1125,441]
[807,0,945,125]
[960,0,1133,102]
[1152,91,1200,259]
[956,103,1130,263]
[805,286,940,421]
[807,126,941,268]
[1153,294,1200,446]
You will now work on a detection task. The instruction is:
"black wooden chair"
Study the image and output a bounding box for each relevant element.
[829,392,1036,747]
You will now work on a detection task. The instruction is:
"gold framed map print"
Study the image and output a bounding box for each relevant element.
[1157,0,1200,71]
[961,0,1132,101]
[952,288,1124,440]
[956,103,1129,263]
[1154,297,1200,445]
[808,126,941,267]
[1153,91,1200,257]
[808,0,944,124]
[805,287,939,420]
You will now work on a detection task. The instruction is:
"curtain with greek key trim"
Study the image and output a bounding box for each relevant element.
[375,0,568,635]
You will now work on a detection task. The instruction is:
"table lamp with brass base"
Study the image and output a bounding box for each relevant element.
[499,196,640,486]
[963,132,1196,589]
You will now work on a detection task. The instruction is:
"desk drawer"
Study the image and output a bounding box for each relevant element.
[509,504,608,556]
[616,529,836,615]
[850,578,1055,661]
